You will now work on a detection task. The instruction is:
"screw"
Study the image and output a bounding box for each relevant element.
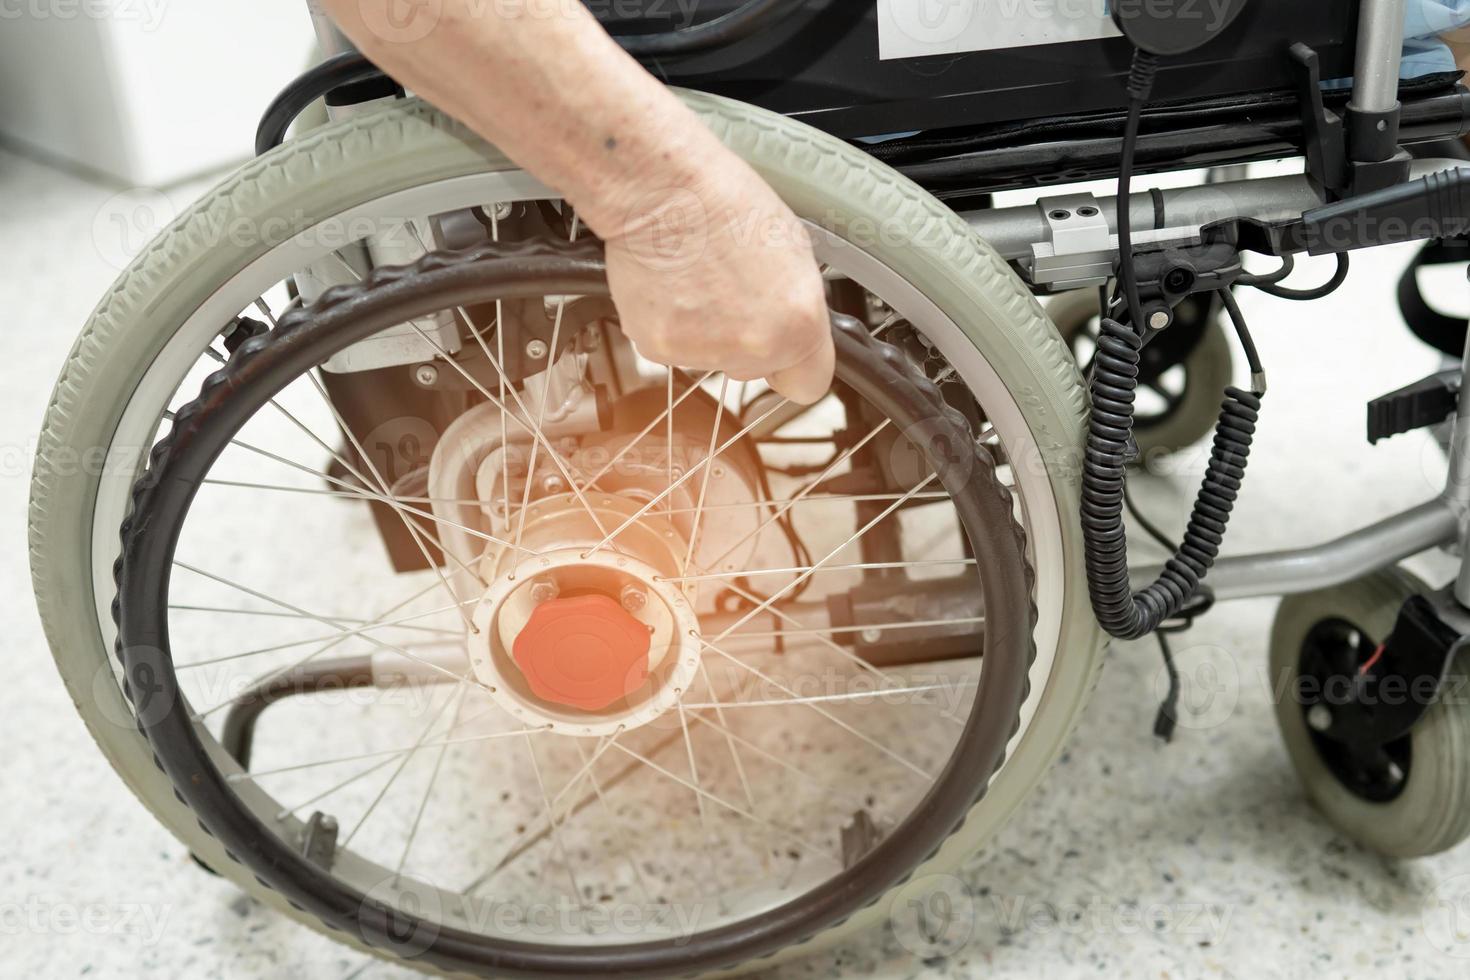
[529,577,559,604]
[1307,703,1333,733]
[1048,209,1072,221]
[1148,310,1173,331]
[1077,206,1100,217]
[860,628,883,645]
[414,363,439,387]
[525,339,549,360]
[620,585,648,613]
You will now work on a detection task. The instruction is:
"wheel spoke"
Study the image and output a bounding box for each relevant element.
[462,728,678,895]
[727,616,985,642]
[575,368,718,496]
[305,372,480,632]
[606,740,842,864]
[696,661,757,814]
[405,308,612,543]
[173,563,490,714]
[661,556,976,583]
[687,711,880,816]
[699,418,895,573]
[676,697,729,909]
[708,575,974,728]
[168,603,464,634]
[679,679,976,711]
[519,731,585,906]
[681,377,729,574]
[232,700,534,781]
[396,686,468,874]
[511,277,570,559]
[700,638,933,781]
[582,393,803,559]
[183,577,444,720]
[175,597,476,669]
[341,679,468,848]
[224,433,536,558]
[570,738,653,903]
[201,477,485,507]
[707,475,941,648]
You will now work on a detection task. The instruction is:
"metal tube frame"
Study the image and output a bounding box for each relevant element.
[1351,0,1409,116]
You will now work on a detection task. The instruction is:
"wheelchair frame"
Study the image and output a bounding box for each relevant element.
[300,0,1470,609]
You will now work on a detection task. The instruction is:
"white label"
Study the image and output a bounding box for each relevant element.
[877,0,1122,61]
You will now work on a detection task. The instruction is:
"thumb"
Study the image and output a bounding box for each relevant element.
[766,332,835,405]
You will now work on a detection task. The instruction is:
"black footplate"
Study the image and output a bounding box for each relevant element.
[1367,369,1461,444]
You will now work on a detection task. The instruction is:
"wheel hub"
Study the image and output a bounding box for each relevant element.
[512,594,651,710]
[470,494,703,736]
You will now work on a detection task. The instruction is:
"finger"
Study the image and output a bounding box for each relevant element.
[766,332,835,405]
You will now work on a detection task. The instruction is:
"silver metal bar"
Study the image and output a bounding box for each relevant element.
[1451,328,1470,605]
[1133,500,1458,602]
[962,159,1469,262]
[1351,0,1408,116]
[307,0,358,58]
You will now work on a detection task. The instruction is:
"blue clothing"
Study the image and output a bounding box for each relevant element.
[1404,0,1470,76]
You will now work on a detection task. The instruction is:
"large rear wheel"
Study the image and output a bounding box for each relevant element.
[30,92,1102,973]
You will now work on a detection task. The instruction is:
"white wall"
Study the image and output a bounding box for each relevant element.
[0,1,316,186]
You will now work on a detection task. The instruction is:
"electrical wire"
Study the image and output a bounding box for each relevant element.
[1080,47,1265,651]
[1252,252,1351,301]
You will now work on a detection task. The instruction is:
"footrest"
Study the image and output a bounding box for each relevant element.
[1367,369,1461,444]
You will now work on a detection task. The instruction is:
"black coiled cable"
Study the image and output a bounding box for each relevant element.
[1081,48,1265,642]
[1082,315,1262,640]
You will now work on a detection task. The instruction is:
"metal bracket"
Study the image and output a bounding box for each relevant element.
[1027,192,1201,289]
[301,811,340,871]
[1311,587,1469,754]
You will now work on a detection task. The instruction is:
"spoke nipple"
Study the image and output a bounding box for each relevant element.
[620,584,648,613]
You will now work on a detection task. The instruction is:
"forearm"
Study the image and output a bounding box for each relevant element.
[320,0,727,238]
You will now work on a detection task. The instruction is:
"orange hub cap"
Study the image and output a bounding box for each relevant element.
[511,595,652,710]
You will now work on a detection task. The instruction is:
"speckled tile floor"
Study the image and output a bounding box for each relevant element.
[6,143,1470,978]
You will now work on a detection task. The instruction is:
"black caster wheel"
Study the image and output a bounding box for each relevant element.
[1270,569,1470,857]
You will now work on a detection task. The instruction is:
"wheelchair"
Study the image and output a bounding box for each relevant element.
[27,1,1470,975]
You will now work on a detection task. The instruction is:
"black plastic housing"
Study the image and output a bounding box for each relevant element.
[622,0,1358,137]
[1111,0,1251,57]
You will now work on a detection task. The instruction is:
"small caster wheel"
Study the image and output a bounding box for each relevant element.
[1049,289,1234,457]
[1270,569,1470,857]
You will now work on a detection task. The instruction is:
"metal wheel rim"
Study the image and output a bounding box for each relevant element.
[86,173,1068,949]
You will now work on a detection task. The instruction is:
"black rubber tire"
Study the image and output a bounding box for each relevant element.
[1271,569,1470,858]
[114,239,1038,978]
